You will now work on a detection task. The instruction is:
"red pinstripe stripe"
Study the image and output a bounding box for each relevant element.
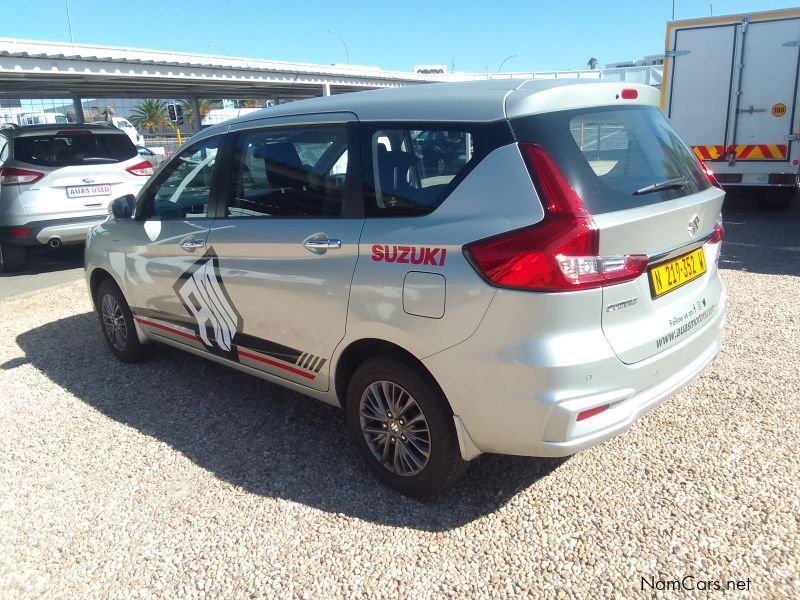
[238,349,316,380]
[134,317,199,342]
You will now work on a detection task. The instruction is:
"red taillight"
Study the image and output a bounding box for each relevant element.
[463,144,648,291]
[620,88,638,100]
[698,158,722,189]
[0,167,44,186]
[126,160,153,176]
[577,405,609,422]
[11,228,31,238]
[708,219,725,245]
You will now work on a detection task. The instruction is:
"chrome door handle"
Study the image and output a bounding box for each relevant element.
[180,238,205,250]
[303,238,342,251]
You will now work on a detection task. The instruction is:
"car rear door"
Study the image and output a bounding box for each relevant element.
[201,113,363,392]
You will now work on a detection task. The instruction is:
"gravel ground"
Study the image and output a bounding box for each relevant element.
[0,200,798,599]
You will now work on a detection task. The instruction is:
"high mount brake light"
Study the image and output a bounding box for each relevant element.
[126,160,154,176]
[0,167,44,186]
[463,144,648,292]
[620,88,639,100]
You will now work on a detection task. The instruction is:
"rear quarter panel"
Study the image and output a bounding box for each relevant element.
[343,143,545,358]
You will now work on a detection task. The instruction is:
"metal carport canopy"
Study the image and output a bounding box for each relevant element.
[0,38,440,99]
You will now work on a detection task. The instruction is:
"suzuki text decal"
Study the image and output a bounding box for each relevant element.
[371,244,447,266]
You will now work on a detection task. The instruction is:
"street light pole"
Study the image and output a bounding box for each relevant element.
[672,0,675,20]
[66,0,74,43]
[498,54,518,72]
[328,30,350,65]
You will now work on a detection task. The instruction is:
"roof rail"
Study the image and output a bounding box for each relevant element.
[0,122,20,130]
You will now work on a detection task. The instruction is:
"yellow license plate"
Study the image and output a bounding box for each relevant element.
[649,247,707,298]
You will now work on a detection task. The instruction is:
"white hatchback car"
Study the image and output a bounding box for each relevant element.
[85,80,726,496]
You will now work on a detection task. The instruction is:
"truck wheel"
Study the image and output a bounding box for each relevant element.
[0,242,27,273]
[96,279,149,363]
[346,357,466,497]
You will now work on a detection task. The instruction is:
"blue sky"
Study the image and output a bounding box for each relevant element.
[2,0,799,72]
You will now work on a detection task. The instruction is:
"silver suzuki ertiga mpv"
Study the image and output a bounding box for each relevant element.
[85,80,726,496]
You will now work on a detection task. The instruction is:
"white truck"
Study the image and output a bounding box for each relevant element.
[661,7,800,207]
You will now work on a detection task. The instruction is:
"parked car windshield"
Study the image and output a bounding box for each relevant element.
[13,131,137,167]
[511,105,711,214]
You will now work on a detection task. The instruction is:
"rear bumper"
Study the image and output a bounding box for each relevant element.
[0,215,106,247]
[424,281,726,460]
[535,325,721,456]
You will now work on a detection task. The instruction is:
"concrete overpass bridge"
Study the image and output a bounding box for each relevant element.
[0,37,663,128]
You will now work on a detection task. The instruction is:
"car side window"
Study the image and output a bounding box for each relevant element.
[140,137,219,220]
[226,125,349,218]
[363,125,478,217]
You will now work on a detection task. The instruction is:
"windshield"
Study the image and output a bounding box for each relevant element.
[13,132,137,167]
[511,105,710,214]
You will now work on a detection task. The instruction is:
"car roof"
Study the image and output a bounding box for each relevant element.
[0,123,125,137]
[222,79,659,127]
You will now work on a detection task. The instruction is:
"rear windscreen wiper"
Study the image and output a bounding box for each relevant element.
[633,176,689,196]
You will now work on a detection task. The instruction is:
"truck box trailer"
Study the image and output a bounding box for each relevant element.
[661,8,800,205]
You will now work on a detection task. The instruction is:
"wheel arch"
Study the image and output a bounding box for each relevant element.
[334,338,451,414]
[88,267,120,311]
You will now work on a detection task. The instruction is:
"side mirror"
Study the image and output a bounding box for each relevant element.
[109,194,135,220]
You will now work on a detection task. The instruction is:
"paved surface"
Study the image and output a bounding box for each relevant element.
[0,198,798,598]
[0,245,83,300]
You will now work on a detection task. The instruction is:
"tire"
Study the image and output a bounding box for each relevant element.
[0,241,27,273]
[345,357,466,497]
[96,279,149,363]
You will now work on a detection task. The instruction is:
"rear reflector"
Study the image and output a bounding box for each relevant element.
[768,173,796,185]
[126,160,154,176]
[714,173,742,184]
[0,167,44,186]
[620,89,638,100]
[462,144,648,292]
[11,228,31,238]
[577,405,609,422]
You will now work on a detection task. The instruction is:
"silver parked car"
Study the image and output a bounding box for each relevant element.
[84,80,726,496]
[0,123,152,272]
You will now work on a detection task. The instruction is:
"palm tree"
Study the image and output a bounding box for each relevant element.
[178,99,218,126]
[587,57,599,70]
[130,99,169,134]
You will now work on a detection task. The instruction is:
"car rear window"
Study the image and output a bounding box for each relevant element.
[12,131,136,167]
[510,106,711,214]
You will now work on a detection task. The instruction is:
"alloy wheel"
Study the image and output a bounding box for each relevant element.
[359,380,431,477]
[101,293,128,351]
